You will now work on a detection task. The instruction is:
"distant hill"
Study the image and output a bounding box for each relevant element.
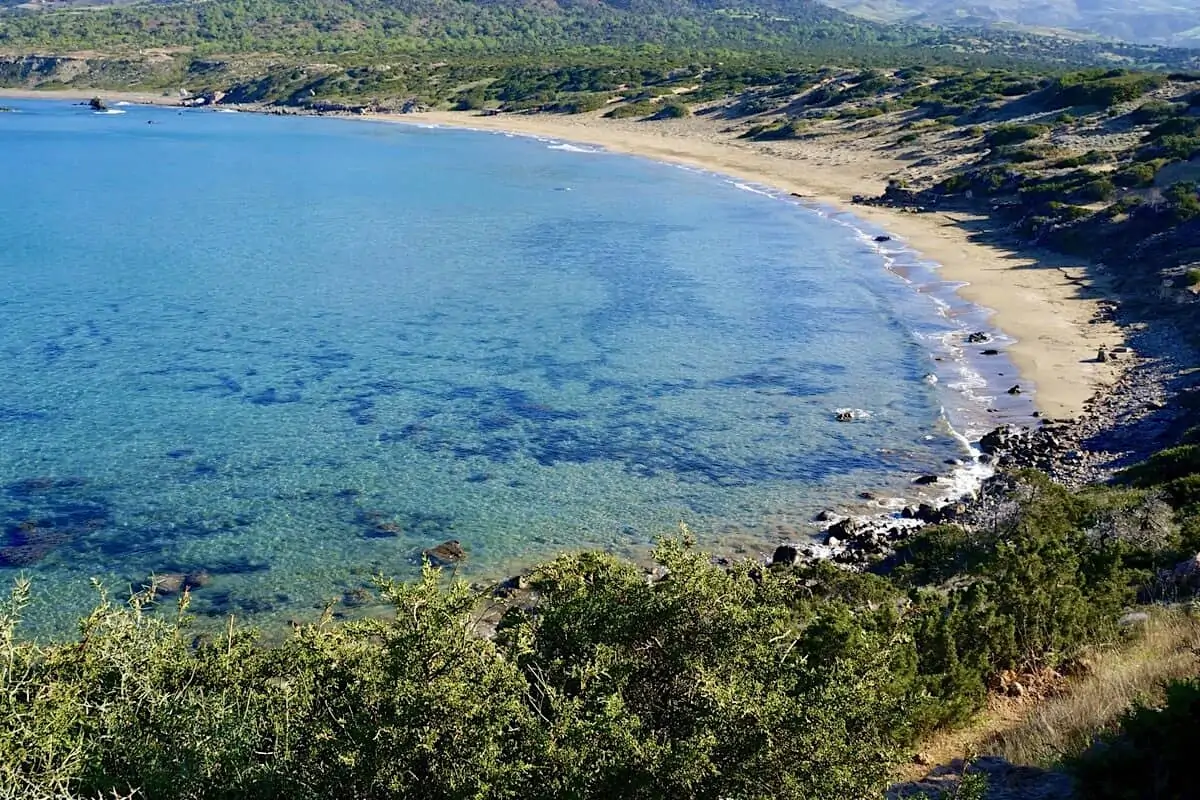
[816,0,1200,48]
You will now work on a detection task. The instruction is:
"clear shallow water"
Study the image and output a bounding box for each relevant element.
[0,101,1007,632]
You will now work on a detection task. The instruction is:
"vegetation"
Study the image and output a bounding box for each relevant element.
[1,6,1200,795]
[1072,677,1200,799]
[3,459,1200,798]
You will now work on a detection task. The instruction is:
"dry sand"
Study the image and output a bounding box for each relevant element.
[0,90,1123,418]
[372,109,1124,420]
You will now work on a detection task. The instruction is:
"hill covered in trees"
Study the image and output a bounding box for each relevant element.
[0,0,1196,69]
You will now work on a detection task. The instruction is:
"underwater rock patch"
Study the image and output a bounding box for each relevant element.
[422,539,466,567]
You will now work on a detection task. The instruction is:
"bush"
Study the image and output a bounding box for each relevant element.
[987,124,1049,148]
[651,100,690,119]
[1072,678,1200,799]
[550,93,611,114]
[1120,444,1200,485]
[1045,70,1167,110]
[1113,162,1158,188]
[0,472,1163,799]
[1130,100,1186,125]
[1078,178,1117,202]
[0,544,918,800]
[604,99,657,119]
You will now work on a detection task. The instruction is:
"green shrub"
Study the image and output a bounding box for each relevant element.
[651,100,690,119]
[604,99,657,119]
[1130,100,1186,125]
[1045,70,1167,110]
[747,119,807,140]
[550,93,611,114]
[1120,444,1200,485]
[1114,162,1158,187]
[1072,678,1200,799]
[987,124,1049,148]
[1078,178,1117,202]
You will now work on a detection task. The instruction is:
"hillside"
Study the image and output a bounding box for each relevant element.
[818,0,1200,49]
[0,0,1196,70]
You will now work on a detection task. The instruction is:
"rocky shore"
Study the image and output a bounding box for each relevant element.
[769,312,1196,574]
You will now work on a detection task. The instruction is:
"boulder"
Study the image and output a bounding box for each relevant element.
[423,539,467,567]
[771,544,800,567]
[915,503,941,524]
[979,424,1022,455]
[1172,553,1200,592]
[965,331,992,344]
[1007,384,1023,395]
[913,474,939,485]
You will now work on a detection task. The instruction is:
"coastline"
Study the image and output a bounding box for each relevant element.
[0,87,1186,613]
[364,108,1124,422]
[0,89,1124,420]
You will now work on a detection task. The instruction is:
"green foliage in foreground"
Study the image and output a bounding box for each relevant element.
[0,470,1179,800]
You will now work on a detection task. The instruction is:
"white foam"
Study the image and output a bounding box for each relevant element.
[547,142,602,153]
[729,180,776,198]
[94,109,126,115]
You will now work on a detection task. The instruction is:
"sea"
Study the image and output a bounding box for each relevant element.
[0,99,1033,633]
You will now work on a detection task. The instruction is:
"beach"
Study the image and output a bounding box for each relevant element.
[367,109,1124,422]
[0,89,1125,420]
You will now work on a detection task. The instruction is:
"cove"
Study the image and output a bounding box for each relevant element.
[1,99,990,632]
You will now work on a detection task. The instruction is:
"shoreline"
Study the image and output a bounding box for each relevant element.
[0,89,1124,420]
[4,90,1173,564]
[363,108,1124,422]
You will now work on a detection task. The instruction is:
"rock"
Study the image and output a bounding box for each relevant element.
[858,491,877,500]
[814,509,838,522]
[835,410,854,422]
[981,348,1000,356]
[423,539,466,567]
[88,97,107,111]
[1118,611,1150,628]
[154,573,186,595]
[979,424,1021,455]
[825,518,862,539]
[1007,681,1026,698]
[771,544,800,567]
[915,503,941,523]
[913,474,939,485]
[152,569,211,596]
[874,235,891,242]
[966,331,992,344]
[913,752,933,766]
[826,536,842,548]
[1007,384,1023,395]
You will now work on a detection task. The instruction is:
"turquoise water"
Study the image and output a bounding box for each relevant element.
[0,100,991,631]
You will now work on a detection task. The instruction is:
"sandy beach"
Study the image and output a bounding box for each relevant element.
[366,109,1124,421]
[0,89,1124,419]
